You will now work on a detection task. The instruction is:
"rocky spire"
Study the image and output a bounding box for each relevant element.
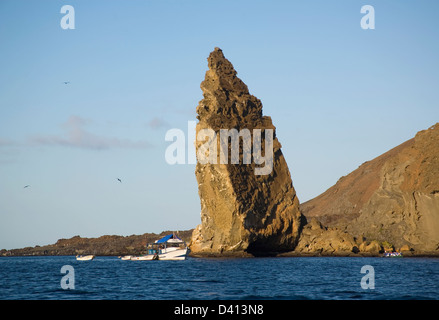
[190,48,305,255]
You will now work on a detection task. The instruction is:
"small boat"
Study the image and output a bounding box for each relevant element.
[130,255,156,261]
[130,233,189,261]
[383,251,403,258]
[119,255,133,260]
[76,255,95,261]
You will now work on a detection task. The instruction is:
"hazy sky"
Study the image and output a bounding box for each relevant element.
[1,1,438,249]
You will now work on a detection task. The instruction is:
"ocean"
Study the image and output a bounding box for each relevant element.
[0,256,438,300]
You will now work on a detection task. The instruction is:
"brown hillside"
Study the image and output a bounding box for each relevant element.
[301,124,439,253]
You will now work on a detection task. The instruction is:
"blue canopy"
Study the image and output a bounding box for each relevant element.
[156,234,182,243]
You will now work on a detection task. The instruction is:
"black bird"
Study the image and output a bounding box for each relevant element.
[117,178,122,183]
[24,185,30,188]
[62,81,70,85]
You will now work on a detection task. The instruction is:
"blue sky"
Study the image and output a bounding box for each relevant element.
[1,1,438,249]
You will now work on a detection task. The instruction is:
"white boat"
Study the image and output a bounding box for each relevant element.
[158,245,188,261]
[130,255,155,261]
[130,234,189,261]
[120,255,133,260]
[76,255,94,261]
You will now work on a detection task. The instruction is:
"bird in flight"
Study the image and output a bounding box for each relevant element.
[62,81,70,85]
[117,178,122,183]
[24,185,30,188]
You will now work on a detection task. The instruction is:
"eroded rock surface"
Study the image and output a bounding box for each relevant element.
[190,48,305,255]
[294,218,360,255]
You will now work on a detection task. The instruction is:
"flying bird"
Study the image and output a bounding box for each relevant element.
[117,178,122,183]
[24,185,30,188]
[62,81,70,85]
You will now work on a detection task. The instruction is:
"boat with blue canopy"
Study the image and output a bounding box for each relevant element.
[130,233,189,261]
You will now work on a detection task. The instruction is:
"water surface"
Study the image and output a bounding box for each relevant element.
[0,256,438,300]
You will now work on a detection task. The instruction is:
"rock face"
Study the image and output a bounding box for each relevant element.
[190,48,305,255]
[294,218,360,255]
[301,124,439,253]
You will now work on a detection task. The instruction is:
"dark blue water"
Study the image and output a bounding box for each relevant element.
[0,256,438,300]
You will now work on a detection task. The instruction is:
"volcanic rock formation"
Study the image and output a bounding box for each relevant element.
[301,124,439,253]
[190,48,305,255]
[293,218,360,256]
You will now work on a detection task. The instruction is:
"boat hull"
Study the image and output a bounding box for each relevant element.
[130,247,188,261]
[158,247,188,260]
[130,255,155,261]
[76,255,94,261]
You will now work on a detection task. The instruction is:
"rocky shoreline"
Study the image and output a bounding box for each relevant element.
[189,251,439,258]
[2,227,438,258]
[0,230,193,257]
